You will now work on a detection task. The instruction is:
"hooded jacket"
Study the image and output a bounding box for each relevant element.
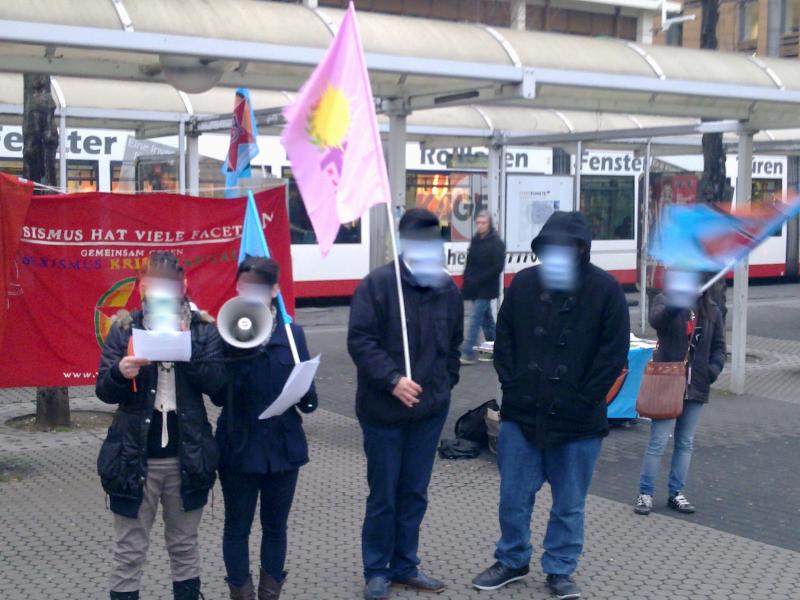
[462,228,506,300]
[347,261,463,427]
[494,212,630,447]
[95,308,226,518]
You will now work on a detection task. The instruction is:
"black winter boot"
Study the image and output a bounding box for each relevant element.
[173,577,204,600]
[110,592,139,600]
[227,574,256,600]
[258,568,285,600]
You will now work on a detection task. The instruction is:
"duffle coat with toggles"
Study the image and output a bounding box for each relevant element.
[494,212,630,448]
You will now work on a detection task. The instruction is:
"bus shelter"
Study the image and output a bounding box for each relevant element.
[4,0,800,391]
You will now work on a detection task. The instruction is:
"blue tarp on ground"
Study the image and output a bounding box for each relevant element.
[608,346,654,419]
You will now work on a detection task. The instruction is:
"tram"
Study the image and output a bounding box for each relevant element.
[0,125,790,299]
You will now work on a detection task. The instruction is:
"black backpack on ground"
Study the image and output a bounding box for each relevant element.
[437,399,500,460]
[454,399,499,446]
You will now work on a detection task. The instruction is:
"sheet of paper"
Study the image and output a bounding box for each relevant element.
[131,328,192,362]
[259,355,321,420]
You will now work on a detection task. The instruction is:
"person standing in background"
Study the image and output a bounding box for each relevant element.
[460,210,506,365]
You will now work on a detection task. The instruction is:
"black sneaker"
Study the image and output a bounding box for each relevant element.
[546,574,581,599]
[634,494,653,515]
[668,493,696,514]
[472,561,529,590]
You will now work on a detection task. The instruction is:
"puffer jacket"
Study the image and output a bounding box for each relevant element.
[95,308,226,518]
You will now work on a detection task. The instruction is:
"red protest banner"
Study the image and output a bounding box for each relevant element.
[0,173,33,348]
[0,185,292,387]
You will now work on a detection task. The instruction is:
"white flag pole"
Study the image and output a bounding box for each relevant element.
[384,202,412,379]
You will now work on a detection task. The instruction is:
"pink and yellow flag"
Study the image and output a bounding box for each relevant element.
[280,2,390,255]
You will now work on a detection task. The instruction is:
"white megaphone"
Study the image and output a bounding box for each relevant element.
[217,296,273,349]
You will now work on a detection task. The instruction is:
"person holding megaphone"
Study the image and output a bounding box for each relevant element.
[211,255,318,600]
[96,251,226,600]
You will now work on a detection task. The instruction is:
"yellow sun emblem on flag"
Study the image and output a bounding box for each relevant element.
[307,85,351,149]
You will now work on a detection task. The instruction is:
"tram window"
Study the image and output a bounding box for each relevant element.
[137,157,178,192]
[580,175,635,241]
[752,178,783,237]
[0,158,98,192]
[62,160,98,193]
[109,160,122,193]
[406,171,487,242]
[281,167,361,245]
[0,158,24,178]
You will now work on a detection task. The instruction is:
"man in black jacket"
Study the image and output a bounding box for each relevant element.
[96,252,226,600]
[460,211,506,364]
[348,209,463,600]
[472,212,629,600]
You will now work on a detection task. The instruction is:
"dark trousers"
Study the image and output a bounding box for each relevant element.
[359,410,447,581]
[220,469,299,586]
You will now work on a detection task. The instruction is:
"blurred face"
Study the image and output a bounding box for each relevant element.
[236,270,279,304]
[139,274,185,302]
[475,215,491,236]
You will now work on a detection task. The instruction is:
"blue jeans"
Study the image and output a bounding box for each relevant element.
[639,400,704,497]
[463,299,496,359]
[494,421,602,575]
[220,469,299,586]
[360,410,448,581]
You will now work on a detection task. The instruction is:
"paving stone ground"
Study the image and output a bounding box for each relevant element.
[2,404,799,600]
[2,287,800,599]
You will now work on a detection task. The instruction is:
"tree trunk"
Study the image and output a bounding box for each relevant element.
[23,73,70,430]
[699,0,732,204]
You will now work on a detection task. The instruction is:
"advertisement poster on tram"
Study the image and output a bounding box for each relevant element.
[504,175,574,253]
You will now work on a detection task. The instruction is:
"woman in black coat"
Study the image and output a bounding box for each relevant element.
[212,256,317,600]
[96,252,226,600]
[634,284,726,516]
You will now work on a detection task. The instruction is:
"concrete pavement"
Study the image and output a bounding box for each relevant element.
[2,284,800,599]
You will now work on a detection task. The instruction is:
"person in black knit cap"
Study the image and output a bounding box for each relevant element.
[348,208,463,600]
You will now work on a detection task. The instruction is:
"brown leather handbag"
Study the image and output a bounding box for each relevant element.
[635,346,689,420]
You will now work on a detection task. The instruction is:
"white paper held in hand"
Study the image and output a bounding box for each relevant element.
[131,328,192,362]
[259,355,321,420]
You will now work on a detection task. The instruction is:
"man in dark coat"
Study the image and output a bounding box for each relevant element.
[96,252,226,600]
[472,212,629,600]
[460,210,506,364]
[348,208,463,600]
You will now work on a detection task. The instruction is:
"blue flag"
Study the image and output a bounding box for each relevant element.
[222,88,260,198]
[650,199,800,272]
[239,192,292,324]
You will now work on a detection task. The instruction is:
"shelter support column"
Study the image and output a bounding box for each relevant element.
[731,131,754,394]
[178,120,186,194]
[59,112,67,192]
[370,111,406,271]
[574,141,582,210]
[640,140,652,334]
[510,1,526,30]
[187,132,200,196]
[388,112,407,217]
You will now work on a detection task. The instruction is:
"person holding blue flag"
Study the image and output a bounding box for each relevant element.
[211,196,318,600]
